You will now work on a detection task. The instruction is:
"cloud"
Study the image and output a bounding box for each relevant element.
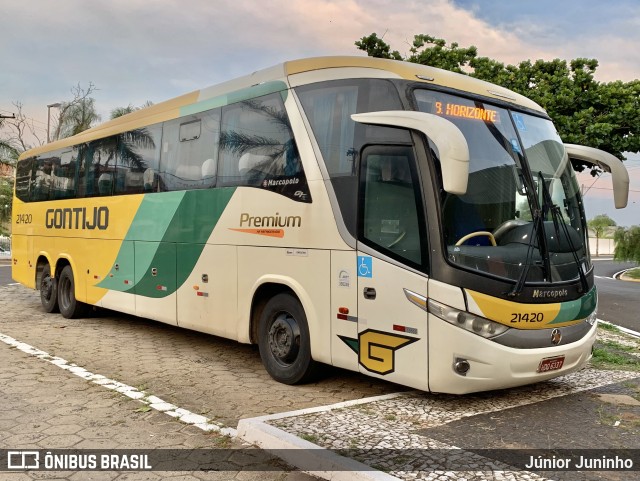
[2,0,638,139]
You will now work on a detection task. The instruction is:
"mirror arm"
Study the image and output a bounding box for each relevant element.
[564,144,630,209]
[351,111,470,195]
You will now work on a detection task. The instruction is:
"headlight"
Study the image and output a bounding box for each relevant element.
[428,299,510,338]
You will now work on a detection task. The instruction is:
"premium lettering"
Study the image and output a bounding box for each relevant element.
[239,212,301,228]
[45,207,109,230]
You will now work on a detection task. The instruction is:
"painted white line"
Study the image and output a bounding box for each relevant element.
[245,391,413,424]
[0,331,237,437]
[598,319,640,338]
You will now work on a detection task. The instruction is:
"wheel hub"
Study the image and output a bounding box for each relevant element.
[268,313,300,364]
[41,277,53,300]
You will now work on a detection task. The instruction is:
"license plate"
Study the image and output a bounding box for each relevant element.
[537,355,565,373]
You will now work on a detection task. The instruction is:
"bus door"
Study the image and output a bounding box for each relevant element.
[355,145,429,391]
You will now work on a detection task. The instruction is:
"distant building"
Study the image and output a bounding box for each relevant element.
[588,226,617,256]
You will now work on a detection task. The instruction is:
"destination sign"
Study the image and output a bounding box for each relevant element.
[434,101,500,123]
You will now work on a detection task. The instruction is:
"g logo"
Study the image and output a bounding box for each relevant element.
[339,329,418,375]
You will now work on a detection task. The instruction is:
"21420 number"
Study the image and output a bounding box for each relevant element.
[510,312,544,323]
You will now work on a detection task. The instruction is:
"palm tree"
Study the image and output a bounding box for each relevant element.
[219,99,300,177]
[110,101,153,120]
[57,97,101,139]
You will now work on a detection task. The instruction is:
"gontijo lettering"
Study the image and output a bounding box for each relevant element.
[45,206,109,230]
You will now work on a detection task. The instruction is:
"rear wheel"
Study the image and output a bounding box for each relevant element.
[40,264,59,313]
[258,293,318,384]
[57,265,87,319]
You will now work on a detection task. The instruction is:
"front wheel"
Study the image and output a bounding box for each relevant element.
[40,264,59,313]
[258,293,318,384]
[57,265,87,319]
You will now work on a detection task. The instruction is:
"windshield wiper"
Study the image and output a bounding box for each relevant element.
[537,171,589,293]
[508,207,543,297]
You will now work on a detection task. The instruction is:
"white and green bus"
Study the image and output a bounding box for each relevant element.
[12,56,629,394]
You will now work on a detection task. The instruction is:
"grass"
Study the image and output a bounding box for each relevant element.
[300,433,319,443]
[597,322,620,332]
[591,338,640,371]
[626,267,640,279]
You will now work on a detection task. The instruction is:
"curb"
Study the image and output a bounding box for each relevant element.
[237,393,409,481]
[237,418,398,481]
[613,268,640,282]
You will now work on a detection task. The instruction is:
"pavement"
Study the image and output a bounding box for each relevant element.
[1,263,640,481]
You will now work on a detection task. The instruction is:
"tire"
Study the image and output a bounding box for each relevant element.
[40,264,59,313]
[258,293,319,384]
[57,265,87,319]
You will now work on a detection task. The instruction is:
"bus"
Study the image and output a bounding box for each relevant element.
[12,56,630,394]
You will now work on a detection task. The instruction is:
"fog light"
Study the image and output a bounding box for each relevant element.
[454,358,470,376]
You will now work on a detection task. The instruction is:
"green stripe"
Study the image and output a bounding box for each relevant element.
[98,188,236,297]
[181,81,288,117]
[134,188,235,297]
[548,287,598,324]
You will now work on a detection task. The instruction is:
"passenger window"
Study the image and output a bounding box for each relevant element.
[51,149,77,199]
[115,124,162,194]
[30,155,56,201]
[77,137,117,197]
[160,109,219,191]
[359,146,424,267]
[15,158,33,202]
[219,93,310,202]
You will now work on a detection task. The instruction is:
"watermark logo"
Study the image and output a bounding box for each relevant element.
[7,451,39,469]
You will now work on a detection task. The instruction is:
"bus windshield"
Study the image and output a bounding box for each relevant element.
[414,90,589,283]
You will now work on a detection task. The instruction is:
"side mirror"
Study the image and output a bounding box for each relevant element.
[564,144,630,209]
[351,111,470,195]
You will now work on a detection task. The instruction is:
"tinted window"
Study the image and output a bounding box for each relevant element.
[30,155,55,201]
[296,79,408,232]
[116,124,162,194]
[160,109,219,191]
[77,137,117,197]
[219,93,310,202]
[15,158,33,202]
[51,149,77,200]
[360,145,424,267]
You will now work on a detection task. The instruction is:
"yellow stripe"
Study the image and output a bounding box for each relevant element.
[466,289,578,329]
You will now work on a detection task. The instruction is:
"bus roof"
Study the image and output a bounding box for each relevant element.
[21,56,545,159]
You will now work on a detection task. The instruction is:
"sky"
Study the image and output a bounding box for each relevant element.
[1,0,638,225]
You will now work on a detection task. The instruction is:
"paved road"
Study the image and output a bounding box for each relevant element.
[0,263,13,287]
[592,257,640,332]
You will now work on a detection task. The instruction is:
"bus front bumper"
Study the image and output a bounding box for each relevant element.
[428,316,597,394]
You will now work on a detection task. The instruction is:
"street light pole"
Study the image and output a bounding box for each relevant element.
[47,102,61,143]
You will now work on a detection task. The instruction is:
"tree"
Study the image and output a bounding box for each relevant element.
[51,83,101,141]
[614,226,640,264]
[110,101,153,120]
[588,214,616,257]
[0,101,45,164]
[355,33,640,163]
[0,177,12,232]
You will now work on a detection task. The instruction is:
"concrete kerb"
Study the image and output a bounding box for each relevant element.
[237,393,410,481]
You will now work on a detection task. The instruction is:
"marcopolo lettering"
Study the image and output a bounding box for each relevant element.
[239,212,301,228]
[532,288,568,299]
[45,206,109,230]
